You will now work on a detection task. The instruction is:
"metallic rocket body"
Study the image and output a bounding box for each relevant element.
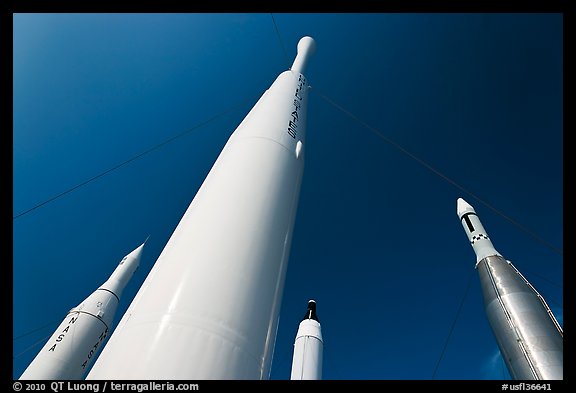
[457,198,563,380]
[87,37,316,380]
[19,242,145,380]
[290,300,323,380]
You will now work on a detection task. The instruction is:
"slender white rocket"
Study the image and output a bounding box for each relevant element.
[87,36,316,380]
[457,198,563,380]
[19,241,146,380]
[290,300,323,380]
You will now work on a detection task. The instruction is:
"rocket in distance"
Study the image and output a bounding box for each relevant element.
[290,299,323,380]
[19,241,146,380]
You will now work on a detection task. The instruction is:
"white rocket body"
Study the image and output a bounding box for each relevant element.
[87,37,316,380]
[19,242,145,380]
[290,300,323,380]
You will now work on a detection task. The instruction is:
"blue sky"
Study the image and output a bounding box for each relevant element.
[13,13,563,380]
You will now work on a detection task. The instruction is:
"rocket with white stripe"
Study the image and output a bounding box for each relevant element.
[19,241,146,380]
[457,198,563,380]
[290,300,323,380]
[87,37,316,379]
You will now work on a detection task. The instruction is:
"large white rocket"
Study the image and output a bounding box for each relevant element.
[87,36,316,379]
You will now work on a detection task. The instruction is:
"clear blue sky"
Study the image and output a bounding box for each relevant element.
[13,13,563,380]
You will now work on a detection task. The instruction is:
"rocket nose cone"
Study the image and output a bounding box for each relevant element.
[307,299,316,311]
[298,36,316,56]
[291,36,316,74]
[303,299,319,322]
[457,198,475,218]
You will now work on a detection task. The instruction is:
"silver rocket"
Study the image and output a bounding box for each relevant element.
[19,241,146,380]
[87,36,316,379]
[290,300,323,380]
[457,198,563,380]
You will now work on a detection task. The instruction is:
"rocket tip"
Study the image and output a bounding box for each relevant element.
[307,300,317,312]
[297,36,316,56]
[457,198,475,217]
[135,237,149,251]
[303,299,319,322]
[291,36,316,74]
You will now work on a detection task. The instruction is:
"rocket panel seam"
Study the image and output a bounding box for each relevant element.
[483,258,540,379]
[68,310,112,331]
[505,261,564,336]
[121,314,266,373]
[232,134,301,157]
[96,288,120,303]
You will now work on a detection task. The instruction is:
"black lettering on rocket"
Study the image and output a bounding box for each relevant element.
[79,327,109,370]
[47,312,80,352]
[286,75,307,139]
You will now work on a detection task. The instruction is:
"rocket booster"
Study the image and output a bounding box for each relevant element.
[87,37,316,380]
[457,198,563,380]
[290,300,323,380]
[19,242,146,380]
